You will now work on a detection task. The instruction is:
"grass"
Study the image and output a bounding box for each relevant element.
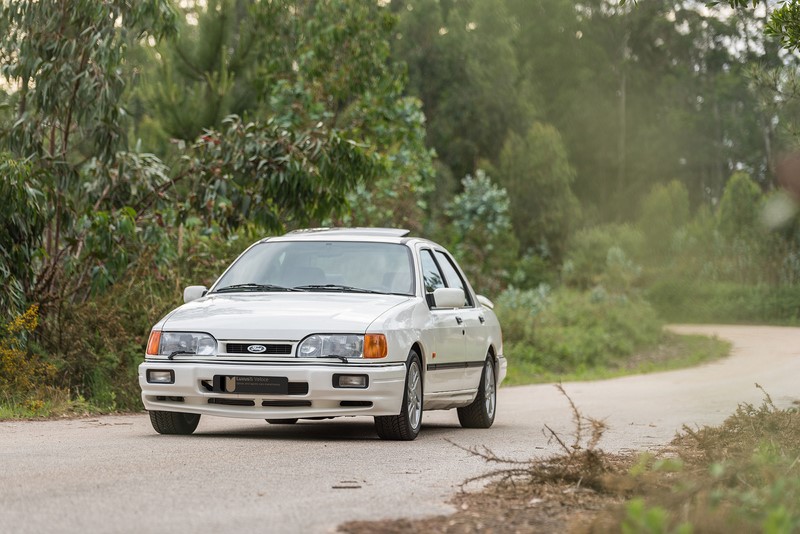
[503,332,731,385]
[594,387,800,532]
[0,387,96,419]
[340,386,800,533]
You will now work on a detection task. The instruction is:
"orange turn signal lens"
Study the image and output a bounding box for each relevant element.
[363,334,388,359]
[146,330,161,356]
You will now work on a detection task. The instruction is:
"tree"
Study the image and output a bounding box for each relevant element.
[138,0,434,232]
[445,170,518,295]
[393,0,533,180]
[0,1,178,308]
[0,156,46,314]
[718,171,763,240]
[639,180,690,258]
[495,122,579,263]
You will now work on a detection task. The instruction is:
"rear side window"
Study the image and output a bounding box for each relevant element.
[434,250,473,307]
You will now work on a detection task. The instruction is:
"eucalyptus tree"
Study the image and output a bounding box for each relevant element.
[137,0,434,232]
[0,1,178,309]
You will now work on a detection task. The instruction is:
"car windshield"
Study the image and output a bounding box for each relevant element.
[213,241,415,296]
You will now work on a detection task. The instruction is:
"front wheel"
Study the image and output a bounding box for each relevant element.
[375,352,423,440]
[457,357,496,428]
[149,410,201,435]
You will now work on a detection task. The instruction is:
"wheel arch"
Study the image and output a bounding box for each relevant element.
[410,341,424,378]
[487,344,497,369]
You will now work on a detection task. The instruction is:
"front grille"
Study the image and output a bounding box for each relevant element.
[226,343,292,355]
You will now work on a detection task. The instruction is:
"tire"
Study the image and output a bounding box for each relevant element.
[266,418,299,425]
[149,410,201,435]
[375,352,423,441]
[457,357,497,429]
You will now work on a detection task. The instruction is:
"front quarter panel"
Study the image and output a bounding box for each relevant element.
[366,297,431,365]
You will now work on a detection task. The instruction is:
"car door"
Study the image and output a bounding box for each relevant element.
[419,248,468,394]
[433,250,487,390]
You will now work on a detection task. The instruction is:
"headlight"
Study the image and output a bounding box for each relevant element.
[298,334,364,359]
[158,332,217,356]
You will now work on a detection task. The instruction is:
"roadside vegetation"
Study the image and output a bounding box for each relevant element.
[0,0,798,422]
[340,387,800,533]
[2,0,800,529]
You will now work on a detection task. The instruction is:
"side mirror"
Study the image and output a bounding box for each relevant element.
[476,295,494,309]
[432,287,465,308]
[183,285,208,303]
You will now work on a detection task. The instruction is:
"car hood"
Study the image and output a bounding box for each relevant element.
[159,292,413,340]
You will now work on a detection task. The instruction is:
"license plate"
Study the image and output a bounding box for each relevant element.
[212,375,288,395]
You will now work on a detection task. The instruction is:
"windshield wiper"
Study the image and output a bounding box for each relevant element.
[213,283,300,293]
[292,284,384,294]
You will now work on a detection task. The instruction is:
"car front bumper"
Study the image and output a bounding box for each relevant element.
[139,360,407,420]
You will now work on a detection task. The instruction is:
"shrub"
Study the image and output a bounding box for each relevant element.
[496,287,663,378]
[646,280,800,324]
[445,170,519,295]
[718,172,763,241]
[562,224,644,292]
[0,305,55,396]
[639,180,690,259]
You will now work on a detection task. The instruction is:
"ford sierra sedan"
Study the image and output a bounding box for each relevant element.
[139,227,506,440]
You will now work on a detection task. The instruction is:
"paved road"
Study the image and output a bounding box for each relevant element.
[2,325,799,533]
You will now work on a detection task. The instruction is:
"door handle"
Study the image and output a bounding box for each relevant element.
[455,316,463,325]
[479,315,485,324]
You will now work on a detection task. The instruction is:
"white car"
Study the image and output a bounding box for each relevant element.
[139,228,506,440]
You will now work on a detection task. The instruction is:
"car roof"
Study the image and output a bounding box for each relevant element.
[258,227,440,248]
[284,227,410,237]
[258,227,444,252]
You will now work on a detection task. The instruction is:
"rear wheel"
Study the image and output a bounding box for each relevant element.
[375,352,423,440]
[266,418,298,425]
[457,357,496,428]
[149,410,201,435]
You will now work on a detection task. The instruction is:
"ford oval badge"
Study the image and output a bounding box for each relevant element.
[247,344,267,353]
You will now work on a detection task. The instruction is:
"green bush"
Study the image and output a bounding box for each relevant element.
[646,279,800,324]
[496,287,663,379]
[639,180,690,259]
[562,224,644,292]
[27,226,253,413]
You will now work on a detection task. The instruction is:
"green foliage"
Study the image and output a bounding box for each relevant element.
[0,0,178,308]
[622,498,691,534]
[563,224,645,292]
[639,181,690,258]
[0,305,52,395]
[34,227,252,412]
[342,95,435,232]
[0,155,45,314]
[609,391,800,532]
[188,116,379,232]
[494,284,552,345]
[497,287,664,379]
[394,0,533,180]
[444,170,519,295]
[144,0,434,232]
[718,172,763,241]
[496,122,579,261]
[647,281,800,324]
[0,0,176,163]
